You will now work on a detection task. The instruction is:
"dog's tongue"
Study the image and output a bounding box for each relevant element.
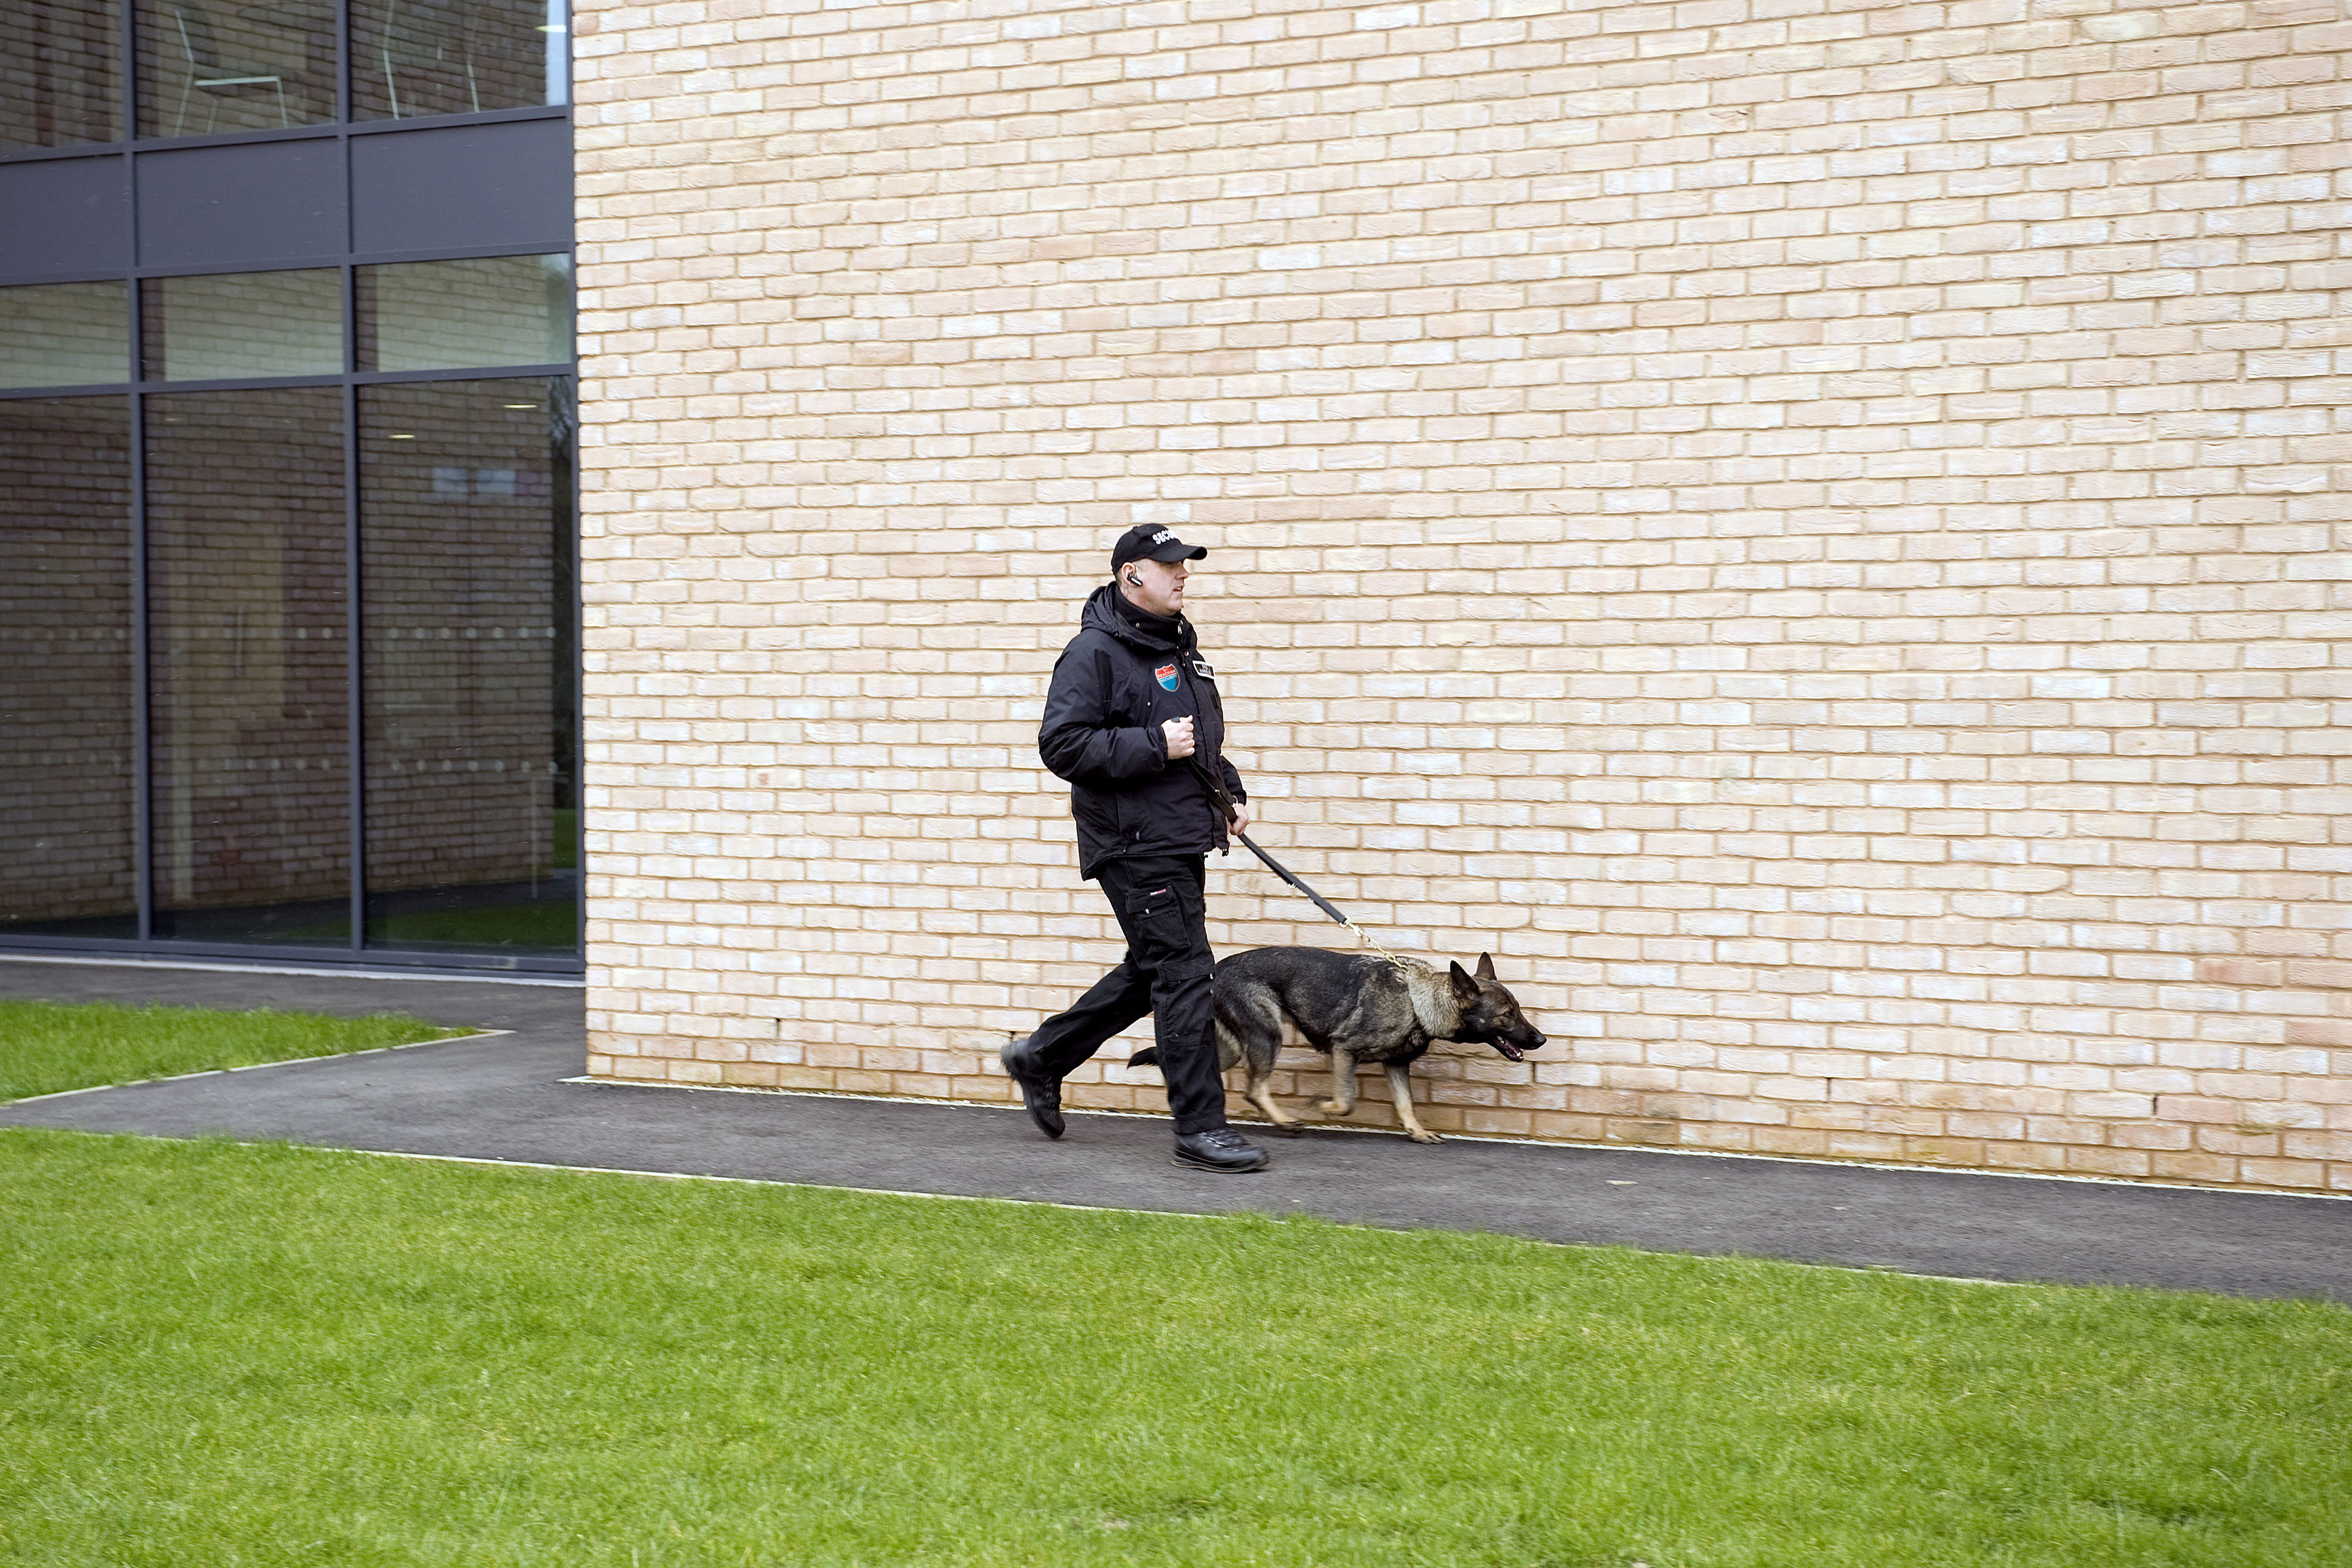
[1495,1041,1525,1062]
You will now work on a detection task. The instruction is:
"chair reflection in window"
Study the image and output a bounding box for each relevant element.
[378,0,482,118]
[169,3,291,134]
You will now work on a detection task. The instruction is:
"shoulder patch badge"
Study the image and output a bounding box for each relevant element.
[1154,663,1179,691]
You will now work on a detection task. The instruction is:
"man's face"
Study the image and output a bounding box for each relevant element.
[1123,555,1190,617]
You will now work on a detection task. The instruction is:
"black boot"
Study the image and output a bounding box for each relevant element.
[1173,1127,1268,1173]
[999,1034,1064,1139]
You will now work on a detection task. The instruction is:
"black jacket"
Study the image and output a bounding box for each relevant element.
[1039,584,1247,877]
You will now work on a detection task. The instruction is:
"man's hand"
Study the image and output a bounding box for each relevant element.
[1161,717,1196,760]
[1230,799,1249,836]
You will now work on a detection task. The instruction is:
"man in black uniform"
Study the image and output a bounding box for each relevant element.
[1000,525,1269,1173]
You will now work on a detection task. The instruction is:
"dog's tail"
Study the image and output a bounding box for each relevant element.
[1126,1047,1161,1069]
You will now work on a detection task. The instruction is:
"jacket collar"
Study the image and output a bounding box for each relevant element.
[1082,582,1192,653]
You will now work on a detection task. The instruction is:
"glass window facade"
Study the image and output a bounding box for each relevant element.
[0,265,577,963]
[359,253,572,372]
[351,0,567,120]
[0,282,131,390]
[0,260,576,962]
[1,0,122,149]
[6,0,570,146]
[0,398,137,940]
[145,269,344,381]
[2,3,576,971]
[361,378,576,954]
[136,0,340,137]
[147,387,352,945]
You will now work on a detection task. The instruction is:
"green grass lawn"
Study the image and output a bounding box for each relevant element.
[3,1131,2348,1567]
[0,999,472,1103]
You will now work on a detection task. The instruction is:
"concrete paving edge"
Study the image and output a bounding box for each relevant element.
[0,1031,514,1107]
[0,953,584,987]
[43,1129,2030,1292]
[564,1073,2352,1207]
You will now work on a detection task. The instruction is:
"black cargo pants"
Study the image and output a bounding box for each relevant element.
[1025,853,1228,1135]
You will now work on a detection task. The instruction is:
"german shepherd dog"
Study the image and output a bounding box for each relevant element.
[1132,946,1548,1143]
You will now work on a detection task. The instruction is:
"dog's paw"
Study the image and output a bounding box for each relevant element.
[1309,1098,1345,1117]
[1408,1129,1444,1145]
[1266,1120,1307,1137]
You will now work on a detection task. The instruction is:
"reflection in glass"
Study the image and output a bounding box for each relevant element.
[351,0,566,121]
[0,398,137,939]
[0,282,131,390]
[144,269,342,382]
[358,254,570,372]
[136,0,336,138]
[147,388,350,946]
[361,378,576,953]
[0,0,122,149]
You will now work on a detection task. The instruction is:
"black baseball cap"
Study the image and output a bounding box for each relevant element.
[1110,524,1207,572]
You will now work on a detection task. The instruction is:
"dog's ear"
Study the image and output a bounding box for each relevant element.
[1448,960,1480,1000]
[1475,951,1497,982]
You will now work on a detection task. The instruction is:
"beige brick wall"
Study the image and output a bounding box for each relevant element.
[574,0,2352,1191]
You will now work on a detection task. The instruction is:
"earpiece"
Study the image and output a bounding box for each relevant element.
[1126,572,1142,586]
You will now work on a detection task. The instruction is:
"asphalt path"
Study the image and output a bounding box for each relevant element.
[5,955,2349,1303]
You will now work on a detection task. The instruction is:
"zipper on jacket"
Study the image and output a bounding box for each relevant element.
[1177,657,1221,798]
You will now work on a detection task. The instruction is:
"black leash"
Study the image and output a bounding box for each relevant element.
[1237,832,1352,929]
[1186,760,1405,966]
